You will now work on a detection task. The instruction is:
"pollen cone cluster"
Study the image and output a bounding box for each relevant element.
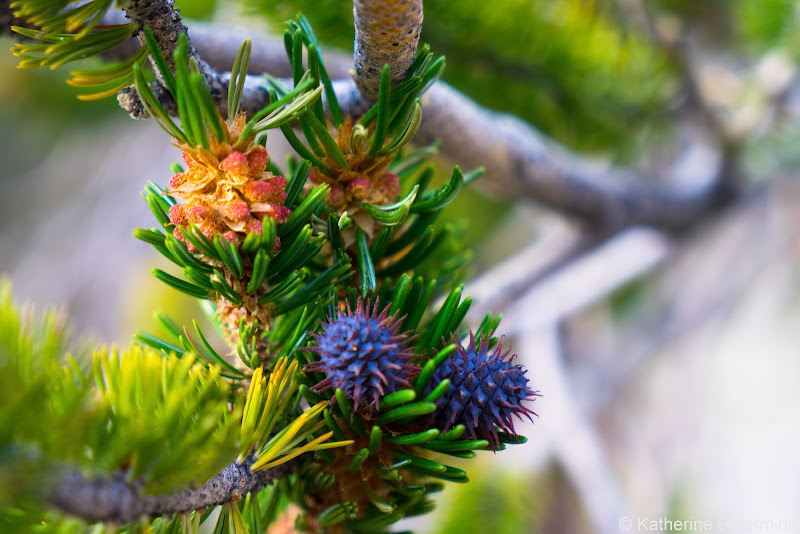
[167,113,290,248]
[308,121,400,243]
[165,113,292,365]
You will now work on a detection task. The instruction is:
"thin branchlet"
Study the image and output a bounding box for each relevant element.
[116,0,230,117]
[48,455,294,524]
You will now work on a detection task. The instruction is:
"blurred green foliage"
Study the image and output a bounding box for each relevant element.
[653,0,798,56]
[423,0,673,155]
[735,0,796,53]
[434,464,544,534]
[174,0,217,20]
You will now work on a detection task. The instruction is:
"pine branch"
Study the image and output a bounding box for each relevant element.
[113,41,729,231]
[0,2,733,231]
[353,0,424,103]
[122,0,185,73]
[48,455,294,524]
[114,0,229,118]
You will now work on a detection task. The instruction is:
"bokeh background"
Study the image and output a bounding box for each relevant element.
[3,1,800,532]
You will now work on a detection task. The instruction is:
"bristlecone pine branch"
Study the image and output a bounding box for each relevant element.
[48,455,294,524]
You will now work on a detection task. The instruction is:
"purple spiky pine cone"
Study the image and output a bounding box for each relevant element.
[302,299,420,416]
[426,332,539,449]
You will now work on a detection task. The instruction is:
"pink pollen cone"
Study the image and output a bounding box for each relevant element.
[247,219,263,235]
[186,205,209,222]
[327,184,345,206]
[169,172,185,189]
[347,176,372,199]
[226,201,250,222]
[168,204,187,225]
[220,151,249,175]
[271,176,287,190]
[378,173,400,200]
[274,205,291,223]
[243,181,273,202]
[247,146,269,174]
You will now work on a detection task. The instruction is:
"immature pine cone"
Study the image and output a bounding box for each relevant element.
[427,332,538,449]
[302,299,420,416]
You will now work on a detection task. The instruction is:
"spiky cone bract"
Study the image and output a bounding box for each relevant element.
[301,299,420,417]
[425,332,539,450]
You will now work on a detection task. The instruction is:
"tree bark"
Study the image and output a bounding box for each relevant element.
[353,0,424,103]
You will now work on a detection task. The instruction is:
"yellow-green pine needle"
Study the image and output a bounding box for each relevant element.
[251,401,338,470]
[251,405,318,470]
[239,358,301,459]
[281,419,329,453]
[309,440,355,452]
[239,366,266,459]
[75,74,134,101]
[68,44,148,85]
[263,407,314,455]
[253,431,336,471]
[223,502,249,534]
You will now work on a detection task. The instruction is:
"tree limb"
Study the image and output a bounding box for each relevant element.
[571,178,792,416]
[353,0,423,103]
[48,455,292,524]
[409,82,731,231]
[462,216,586,324]
[122,0,186,73]
[96,10,351,79]
[503,227,673,334]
